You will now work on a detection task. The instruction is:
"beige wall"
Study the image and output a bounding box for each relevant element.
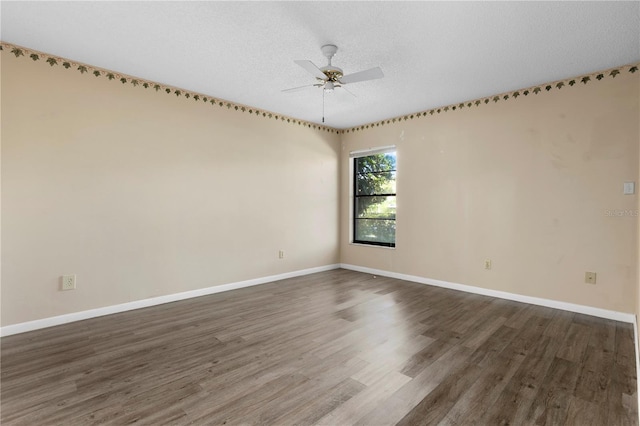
[1,53,340,326]
[341,71,639,313]
[2,47,638,327]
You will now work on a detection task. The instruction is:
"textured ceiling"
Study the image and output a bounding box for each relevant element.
[2,1,639,129]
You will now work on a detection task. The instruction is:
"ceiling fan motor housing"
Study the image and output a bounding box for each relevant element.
[320,67,343,82]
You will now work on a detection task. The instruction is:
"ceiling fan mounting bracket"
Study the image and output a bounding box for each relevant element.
[321,44,338,60]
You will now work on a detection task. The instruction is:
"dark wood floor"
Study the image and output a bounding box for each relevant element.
[1,269,637,425]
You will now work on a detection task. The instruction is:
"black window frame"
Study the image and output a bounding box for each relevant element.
[352,151,396,248]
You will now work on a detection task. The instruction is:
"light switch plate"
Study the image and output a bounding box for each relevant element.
[623,182,635,195]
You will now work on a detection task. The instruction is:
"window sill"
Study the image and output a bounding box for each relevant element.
[349,242,396,250]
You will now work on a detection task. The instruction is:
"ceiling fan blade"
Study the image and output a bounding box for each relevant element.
[340,85,357,97]
[281,83,320,93]
[340,67,384,84]
[294,60,328,80]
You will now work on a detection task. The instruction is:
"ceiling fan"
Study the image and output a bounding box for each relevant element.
[282,44,384,95]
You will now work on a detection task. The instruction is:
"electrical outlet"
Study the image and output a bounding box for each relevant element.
[584,272,597,284]
[278,250,285,259]
[484,259,492,270]
[62,274,76,290]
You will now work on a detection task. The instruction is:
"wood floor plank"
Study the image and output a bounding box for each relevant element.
[400,337,456,378]
[607,322,639,425]
[1,269,636,425]
[543,309,575,340]
[315,371,411,425]
[438,351,527,425]
[354,344,475,425]
[467,324,520,368]
[565,395,608,426]
[395,361,484,425]
[556,321,592,363]
[269,377,367,426]
[351,335,433,386]
[190,373,311,425]
[475,335,563,425]
[524,356,581,425]
[574,343,613,404]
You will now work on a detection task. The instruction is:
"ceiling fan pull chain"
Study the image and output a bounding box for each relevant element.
[322,89,325,123]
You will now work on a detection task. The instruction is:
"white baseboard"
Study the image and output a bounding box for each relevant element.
[2,263,635,337]
[0,264,340,337]
[340,263,636,324]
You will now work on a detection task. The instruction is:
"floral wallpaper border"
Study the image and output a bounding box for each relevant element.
[342,63,639,134]
[2,42,637,135]
[0,42,338,134]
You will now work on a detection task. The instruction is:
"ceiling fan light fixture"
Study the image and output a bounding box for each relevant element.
[324,81,335,93]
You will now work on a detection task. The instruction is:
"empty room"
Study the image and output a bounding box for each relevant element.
[1,1,639,425]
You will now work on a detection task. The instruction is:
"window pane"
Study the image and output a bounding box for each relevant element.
[355,153,396,174]
[352,151,396,247]
[355,196,396,219]
[354,219,396,244]
[356,171,396,195]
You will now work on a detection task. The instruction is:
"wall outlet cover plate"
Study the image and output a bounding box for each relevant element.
[62,274,76,290]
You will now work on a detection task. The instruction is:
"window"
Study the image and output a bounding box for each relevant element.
[352,148,396,247]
